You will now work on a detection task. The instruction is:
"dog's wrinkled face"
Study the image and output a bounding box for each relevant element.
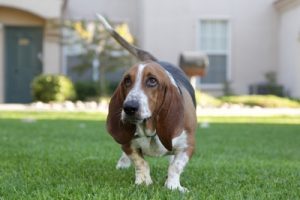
[120,62,169,124]
[107,61,184,149]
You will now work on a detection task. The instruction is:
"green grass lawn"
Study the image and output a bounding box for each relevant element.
[0,112,299,199]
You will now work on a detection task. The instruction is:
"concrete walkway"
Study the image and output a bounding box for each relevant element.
[196,107,300,116]
[1,103,300,116]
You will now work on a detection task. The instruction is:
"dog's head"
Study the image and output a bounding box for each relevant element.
[106,61,184,150]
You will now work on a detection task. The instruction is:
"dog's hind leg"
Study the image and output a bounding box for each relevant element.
[116,152,131,169]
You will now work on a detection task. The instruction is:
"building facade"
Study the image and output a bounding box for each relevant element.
[0,0,299,102]
[0,0,64,103]
[65,0,300,97]
[275,0,300,97]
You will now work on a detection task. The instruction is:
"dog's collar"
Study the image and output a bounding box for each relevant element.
[132,119,157,139]
[133,133,157,139]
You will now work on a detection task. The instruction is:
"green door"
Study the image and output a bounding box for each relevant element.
[5,26,43,103]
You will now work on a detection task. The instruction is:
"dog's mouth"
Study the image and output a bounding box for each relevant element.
[123,115,151,124]
[121,108,152,124]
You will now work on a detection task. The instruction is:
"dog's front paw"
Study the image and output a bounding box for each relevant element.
[135,174,153,186]
[165,180,189,193]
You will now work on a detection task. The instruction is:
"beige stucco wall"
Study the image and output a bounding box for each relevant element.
[277,1,300,98]
[66,0,300,97]
[0,0,63,19]
[43,42,61,74]
[139,0,278,95]
[44,22,61,74]
[0,6,45,25]
[65,0,140,36]
[0,5,62,102]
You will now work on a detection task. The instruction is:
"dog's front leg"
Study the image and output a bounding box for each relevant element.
[165,151,189,192]
[124,148,153,185]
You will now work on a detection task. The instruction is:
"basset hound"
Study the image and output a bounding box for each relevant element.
[97,14,197,192]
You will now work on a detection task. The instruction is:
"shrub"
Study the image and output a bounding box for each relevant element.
[74,81,100,101]
[195,90,223,107]
[31,75,76,102]
[221,95,300,108]
[249,84,284,97]
[249,71,285,96]
[106,81,119,96]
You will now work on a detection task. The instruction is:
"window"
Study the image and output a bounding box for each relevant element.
[198,19,230,85]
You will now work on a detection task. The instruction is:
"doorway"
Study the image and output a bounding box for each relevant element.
[5,26,43,103]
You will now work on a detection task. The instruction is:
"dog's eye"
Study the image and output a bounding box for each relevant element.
[123,77,132,88]
[146,77,158,87]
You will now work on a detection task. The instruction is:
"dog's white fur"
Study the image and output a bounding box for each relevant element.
[121,64,151,121]
[117,130,190,192]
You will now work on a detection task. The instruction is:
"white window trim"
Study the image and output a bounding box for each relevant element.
[195,16,232,89]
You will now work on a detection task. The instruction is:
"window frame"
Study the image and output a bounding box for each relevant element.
[196,16,232,89]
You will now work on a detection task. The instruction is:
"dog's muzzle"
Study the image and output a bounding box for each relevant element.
[123,100,139,116]
[123,100,143,123]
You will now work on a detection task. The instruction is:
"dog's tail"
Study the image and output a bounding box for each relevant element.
[96,14,157,62]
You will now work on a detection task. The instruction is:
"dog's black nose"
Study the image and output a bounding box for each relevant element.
[123,100,139,116]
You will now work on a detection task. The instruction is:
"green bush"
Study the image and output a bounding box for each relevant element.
[195,90,223,107]
[74,81,119,101]
[74,82,100,101]
[106,81,119,96]
[31,74,76,102]
[221,95,300,108]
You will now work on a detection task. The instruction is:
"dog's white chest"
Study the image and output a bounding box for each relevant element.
[131,124,169,156]
[132,135,169,157]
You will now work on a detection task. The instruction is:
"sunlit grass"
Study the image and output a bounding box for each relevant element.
[0,111,299,199]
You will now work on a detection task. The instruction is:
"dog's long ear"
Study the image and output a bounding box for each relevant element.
[106,84,136,144]
[155,84,184,151]
[97,14,157,62]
